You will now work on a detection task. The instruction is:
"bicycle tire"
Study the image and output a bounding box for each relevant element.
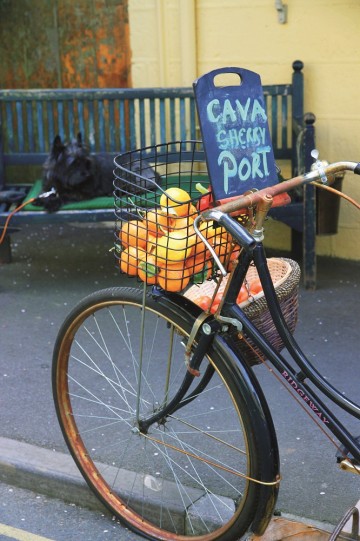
[52,286,267,541]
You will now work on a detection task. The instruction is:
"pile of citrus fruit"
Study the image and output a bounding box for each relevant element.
[118,186,234,292]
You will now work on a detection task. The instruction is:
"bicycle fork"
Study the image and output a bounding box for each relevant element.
[137,312,220,434]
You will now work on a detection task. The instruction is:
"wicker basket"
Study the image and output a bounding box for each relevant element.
[185,258,301,366]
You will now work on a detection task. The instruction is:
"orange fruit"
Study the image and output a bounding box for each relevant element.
[142,208,175,236]
[213,241,232,266]
[174,226,197,251]
[157,210,175,233]
[155,231,194,263]
[154,257,184,270]
[169,215,194,232]
[146,233,160,253]
[158,265,191,292]
[160,187,192,217]
[186,253,210,275]
[138,254,159,285]
[186,256,212,283]
[188,203,198,217]
[119,246,146,276]
[192,235,210,259]
[119,220,147,249]
[199,222,231,245]
[143,209,161,236]
[227,245,241,271]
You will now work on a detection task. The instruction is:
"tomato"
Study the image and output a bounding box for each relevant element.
[214,292,223,304]
[249,278,263,295]
[210,302,220,314]
[196,296,212,310]
[197,189,214,212]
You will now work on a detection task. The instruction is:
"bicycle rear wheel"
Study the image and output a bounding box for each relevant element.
[52,287,265,541]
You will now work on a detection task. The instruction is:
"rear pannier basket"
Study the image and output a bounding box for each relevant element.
[185,258,301,366]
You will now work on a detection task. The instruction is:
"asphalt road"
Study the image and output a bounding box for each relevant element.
[0,222,359,529]
[0,480,143,541]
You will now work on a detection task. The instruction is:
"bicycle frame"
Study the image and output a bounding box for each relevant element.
[150,232,360,463]
[192,159,360,466]
[220,240,360,464]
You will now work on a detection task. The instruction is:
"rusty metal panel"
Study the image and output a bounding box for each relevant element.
[0,0,131,89]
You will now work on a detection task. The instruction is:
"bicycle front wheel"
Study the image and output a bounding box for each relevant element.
[52,287,263,541]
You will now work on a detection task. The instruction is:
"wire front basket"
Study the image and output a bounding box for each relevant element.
[114,141,237,292]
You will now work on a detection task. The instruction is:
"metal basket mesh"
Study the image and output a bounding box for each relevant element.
[113,141,247,292]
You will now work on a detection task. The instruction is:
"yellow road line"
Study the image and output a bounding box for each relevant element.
[0,523,54,541]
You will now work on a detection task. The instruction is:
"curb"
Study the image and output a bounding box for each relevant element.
[0,436,104,511]
[0,436,358,539]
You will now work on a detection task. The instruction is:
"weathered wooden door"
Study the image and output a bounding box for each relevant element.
[0,0,131,88]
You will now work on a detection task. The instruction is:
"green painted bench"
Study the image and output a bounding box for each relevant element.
[0,60,317,287]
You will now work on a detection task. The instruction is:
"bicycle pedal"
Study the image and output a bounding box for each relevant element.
[336,436,360,474]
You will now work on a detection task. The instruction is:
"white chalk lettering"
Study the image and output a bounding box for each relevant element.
[257,147,271,176]
[207,99,221,123]
[251,152,263,178]
[235,98,251,121]
[207,97,266,126]
[238,157,252,181]
[251,99,267,122]
[218,151,237,194]
[223,99,237,122]
[216,126,267,151]
[218,149,271,193]
[205,91,274,193]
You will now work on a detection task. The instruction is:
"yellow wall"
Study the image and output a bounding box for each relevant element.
[129,0,360,260]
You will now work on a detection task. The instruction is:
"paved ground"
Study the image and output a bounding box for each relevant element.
[0,221,359,533]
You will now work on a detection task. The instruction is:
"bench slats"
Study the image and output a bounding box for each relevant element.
[0,83,294,156]
[1,88,294,163]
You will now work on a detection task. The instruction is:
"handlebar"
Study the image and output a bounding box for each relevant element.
[203,161,360,218]
[195,160,360,273]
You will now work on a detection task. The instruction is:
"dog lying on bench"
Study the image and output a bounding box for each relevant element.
[38,133,160,212]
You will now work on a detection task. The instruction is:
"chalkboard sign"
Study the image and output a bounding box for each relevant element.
[193,67,278,202]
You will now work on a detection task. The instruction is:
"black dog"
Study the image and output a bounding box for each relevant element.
[39,133,160,212]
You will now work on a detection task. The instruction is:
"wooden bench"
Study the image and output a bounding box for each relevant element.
[0,60,317,287]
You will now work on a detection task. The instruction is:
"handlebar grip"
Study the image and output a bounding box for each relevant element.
[354,163,360,175]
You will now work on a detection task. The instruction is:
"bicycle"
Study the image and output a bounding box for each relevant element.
[52,140,360,541]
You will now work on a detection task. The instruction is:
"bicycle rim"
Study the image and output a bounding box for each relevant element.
[52,287,261,541]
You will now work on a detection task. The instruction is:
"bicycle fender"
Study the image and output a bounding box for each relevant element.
[151,288,280,535]
[214,333,280,536]
[151,286,203,319]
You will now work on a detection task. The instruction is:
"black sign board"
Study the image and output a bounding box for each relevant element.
[193,67,278,202]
